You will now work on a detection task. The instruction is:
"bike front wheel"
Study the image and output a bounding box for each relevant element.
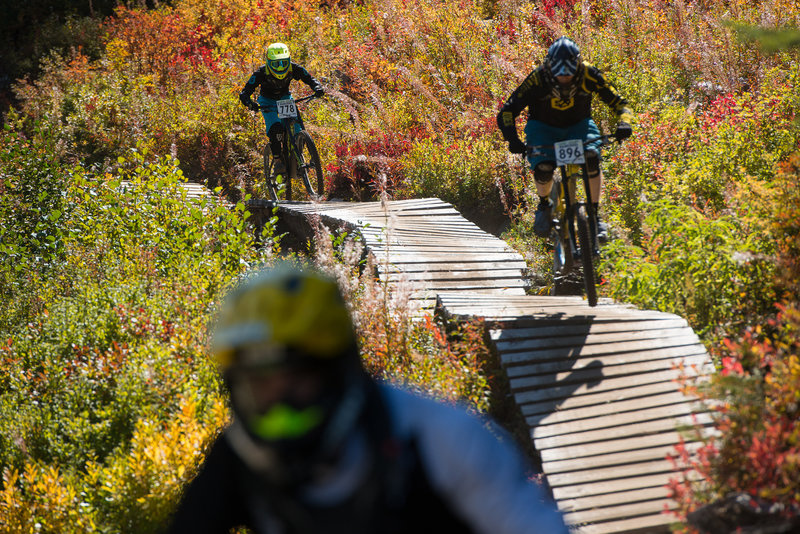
[550,224,574,296]
[295,131,324,199]
[576,205,598,307]
[262,145,280,202]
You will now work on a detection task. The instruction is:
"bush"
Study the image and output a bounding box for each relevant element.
[0,132,274,532]
[600,200,776,339]
[668,304,800,529]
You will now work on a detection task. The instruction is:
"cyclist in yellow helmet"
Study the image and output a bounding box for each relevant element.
[240,42,325,174]
[166,264,569,534]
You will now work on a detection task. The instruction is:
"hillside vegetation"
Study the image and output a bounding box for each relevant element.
[1,0,799,531]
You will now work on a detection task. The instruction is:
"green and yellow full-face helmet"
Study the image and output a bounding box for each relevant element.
[211,263,365,472]
[212,264,357,373]
[265,42,291,80]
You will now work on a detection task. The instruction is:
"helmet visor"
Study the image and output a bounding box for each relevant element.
[549,57,578,77]
[269,58,290,72]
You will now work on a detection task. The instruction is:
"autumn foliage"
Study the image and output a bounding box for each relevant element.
[2,0,800,531]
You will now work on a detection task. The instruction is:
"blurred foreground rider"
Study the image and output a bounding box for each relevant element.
[166,264,569,534]
[497,36,633,240]
[239,42,325,174]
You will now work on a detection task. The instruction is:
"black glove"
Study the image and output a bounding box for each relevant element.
[615,121,632,141]
[248,101,260,112]
[508,139,526,154]
[314,86,325,98]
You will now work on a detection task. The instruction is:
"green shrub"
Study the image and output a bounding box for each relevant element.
[600,200,776,339]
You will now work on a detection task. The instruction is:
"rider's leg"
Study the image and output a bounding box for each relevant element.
[267,123,285,174]
[259,96,285,174]
[585,150,602,204]
[525,120,560,238]
[533,161,556,237]
[585,149,608,242]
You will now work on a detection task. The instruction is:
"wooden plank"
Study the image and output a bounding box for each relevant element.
[281,199,713,534]
[500,336,705,365]
[551,470,694,500]
[495,327,699,354]
[381,261,529,273]
[564,499,674,528]
[385,269,527,281]
[490,318,688,340]
[533,412,714,450]
[534,402,706,439]
[529,391,701,428]
[400,281,528,291]
[508,354,710,394]
[521,379,710,417]
[544,441,704,475]
[570,511,674,534]
[507,345,709,379]
[539,427,717,464]
[547,458,680,487]
[514,370,684,405]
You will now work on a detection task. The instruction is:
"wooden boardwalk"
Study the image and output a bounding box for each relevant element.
[279,198,529,310]
[437,294,714,534]
[260,197,712,533]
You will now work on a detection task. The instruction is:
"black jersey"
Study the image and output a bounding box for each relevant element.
[239,63,321,104]
[497,62,632,142]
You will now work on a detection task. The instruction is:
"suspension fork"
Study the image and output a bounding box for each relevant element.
[580,163,598,247]
[559,166,578,254]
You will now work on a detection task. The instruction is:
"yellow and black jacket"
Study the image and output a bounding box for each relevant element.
[497,62,632,143]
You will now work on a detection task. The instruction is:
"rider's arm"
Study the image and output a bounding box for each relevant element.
[583,64,634,123]
[291,62,324,94]
[496,69,543,144]
[239,70,262,111]
[386,387,570,534]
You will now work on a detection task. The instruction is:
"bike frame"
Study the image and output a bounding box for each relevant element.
[261,94,318,201]
[529,135,616,306]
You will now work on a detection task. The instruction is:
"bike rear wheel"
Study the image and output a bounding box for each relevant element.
[295,131,324,199]
[577,205,598,306]
[262,145,280,202]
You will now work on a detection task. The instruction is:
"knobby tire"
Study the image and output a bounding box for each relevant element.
[262,145,280,202]
[295,131,324,199]
[577,205,598,307]
[550,226,570,296]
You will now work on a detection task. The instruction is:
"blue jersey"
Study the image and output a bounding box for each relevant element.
[166,384,569,534]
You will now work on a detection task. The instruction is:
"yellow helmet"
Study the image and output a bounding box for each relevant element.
[211,264,357,373]
[211,265,366,482]
[265,42,291,80]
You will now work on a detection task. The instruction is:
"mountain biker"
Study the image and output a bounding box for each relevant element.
[240,42,325,175]
[497,36,633,240]
[165,264,569,534]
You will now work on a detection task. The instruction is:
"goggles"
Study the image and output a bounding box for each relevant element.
[269,58,290,71]
[550,58,578,78]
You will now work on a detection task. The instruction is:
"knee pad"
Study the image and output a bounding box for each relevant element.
[585,150,601,179]
[534,161,555,184]
[267,123,284,156]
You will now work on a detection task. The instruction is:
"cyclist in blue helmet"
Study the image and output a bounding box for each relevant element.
[166,264,569,534]
[497,36,633,240]
[240,42,325,174]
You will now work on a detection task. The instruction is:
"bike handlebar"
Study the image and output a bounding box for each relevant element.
[526,134,621,156]
[257,93,321,111]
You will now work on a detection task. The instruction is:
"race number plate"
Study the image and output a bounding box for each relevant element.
[554,139,585,166]
[276,99,298,119]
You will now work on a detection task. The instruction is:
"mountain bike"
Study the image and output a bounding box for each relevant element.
[261,94,324,202]
[528,135,618,307]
